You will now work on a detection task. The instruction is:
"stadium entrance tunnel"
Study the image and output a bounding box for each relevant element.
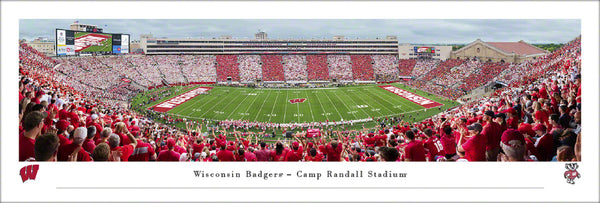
[490,81,508,90]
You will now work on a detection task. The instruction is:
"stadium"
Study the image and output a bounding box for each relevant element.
[19,23,582,162]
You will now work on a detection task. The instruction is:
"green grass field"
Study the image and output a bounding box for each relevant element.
[74,32,112,52]
[132,84,460,128]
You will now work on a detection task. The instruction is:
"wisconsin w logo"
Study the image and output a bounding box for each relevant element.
[20,165,39,183]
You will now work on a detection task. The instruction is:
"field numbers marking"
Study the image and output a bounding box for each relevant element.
[321,113,332,116]
[347,111,358,114]
[357,105,369,108]
[371,108,380,112]
[266,114,277,117]
[213,111,224,114]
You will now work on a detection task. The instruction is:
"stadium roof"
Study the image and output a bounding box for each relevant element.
[486,41,548,56]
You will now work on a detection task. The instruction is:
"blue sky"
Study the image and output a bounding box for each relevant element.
[20,19,580,44]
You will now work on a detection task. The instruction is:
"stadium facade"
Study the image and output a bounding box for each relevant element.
[450,39,548,63]
[143,37,400,55]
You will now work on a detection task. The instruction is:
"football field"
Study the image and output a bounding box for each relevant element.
[136,84,460,124]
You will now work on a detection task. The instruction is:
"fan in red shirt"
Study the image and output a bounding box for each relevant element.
[440,126,458,160]
[34,132,60,161]
[82,126,97,154]
[158,138,181,161]
[244,147,257,161]
[304,148,324,162]
[114,122,132,146]
[108,131,137,162]
[55,119,72,146]
[270,142,289,162]
[20,111,47,161]
[403,130,426,161]
[502,108,520,129]
[130,135,157,161]
[57,127,92,161]
[482,110,502,161]
[497,129,528,162]
[422,128,444,161]
[284,141,304,161]
[458,122,487,161]
[216,144,235,161]
[533,124,555,161]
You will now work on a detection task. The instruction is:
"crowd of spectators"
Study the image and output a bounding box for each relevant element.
[306,55,330,81]
[131,56,164,87]
[216,55,240,82]
[20,36,581,162]
[260,55,286,81]
[421,59,464,82]
[350,55,375,81]
[410,59,439,77]
[432,60,481,87]
[327,55,353,81]
[457,62,509,91]
[152,55,187,84]
[238,55,263,83]
[397,59,417,76]
[180,55,218,83]
[373,55,400,82]
[283,55,308,81]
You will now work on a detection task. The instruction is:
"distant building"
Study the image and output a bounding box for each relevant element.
[255,31,268,40]
[130,40,142,53]
[70,22,103,33]
[28,38,55,56]
[140,34,154,54]
[398,43,452,60]
[450,39,548,63]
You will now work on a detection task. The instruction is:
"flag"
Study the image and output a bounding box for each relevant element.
[74,20,79,23]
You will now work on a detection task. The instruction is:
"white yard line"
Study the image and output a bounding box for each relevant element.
[322,90,344,121]
[241,90,264,121]
[331,90,359,120]
[267,90,280,122]
[339,89,374,118]
[226,89,255,119]
[304,89,316,122]
[312,90,329,121]
[283,90,288,123]
[199,89,239,118]
[254,90,272,121]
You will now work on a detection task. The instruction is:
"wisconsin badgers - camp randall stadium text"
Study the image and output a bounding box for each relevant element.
[194,170,407,180]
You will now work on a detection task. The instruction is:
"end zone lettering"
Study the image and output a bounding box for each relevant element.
[150,87,213,112]
[378,85,443,108]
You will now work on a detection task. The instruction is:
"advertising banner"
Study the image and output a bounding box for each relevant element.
[121,34,129,53]
[56,45,66,55]
[66,45,76,55]
[56,30,66,45]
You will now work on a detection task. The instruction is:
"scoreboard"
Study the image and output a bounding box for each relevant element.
[55,29,129,56]
[414,46,436,53]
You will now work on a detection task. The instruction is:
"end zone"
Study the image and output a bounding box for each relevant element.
[378,85,443,108]
[149,87,213,112]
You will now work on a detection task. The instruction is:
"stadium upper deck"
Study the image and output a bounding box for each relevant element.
[145,39,399,55]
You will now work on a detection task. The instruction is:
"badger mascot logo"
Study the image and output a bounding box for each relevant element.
[564,163,580,184]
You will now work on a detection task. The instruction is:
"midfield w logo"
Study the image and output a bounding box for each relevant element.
[20,164,40,183]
